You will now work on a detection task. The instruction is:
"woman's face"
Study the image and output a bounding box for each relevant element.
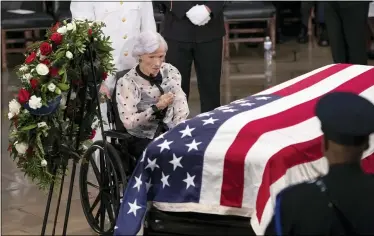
[139,46,166,76]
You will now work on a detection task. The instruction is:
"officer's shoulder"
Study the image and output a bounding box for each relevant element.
[279,179,320,199]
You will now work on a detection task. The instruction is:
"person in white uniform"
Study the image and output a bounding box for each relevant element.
[70,1,157,142]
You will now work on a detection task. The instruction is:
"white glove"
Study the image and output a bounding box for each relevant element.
[186,5,210,26]
[199,15,211,26]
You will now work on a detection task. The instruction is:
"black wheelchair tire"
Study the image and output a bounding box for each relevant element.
[79,140,126,235]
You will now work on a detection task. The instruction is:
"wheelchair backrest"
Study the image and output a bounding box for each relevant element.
[108,69,131,132]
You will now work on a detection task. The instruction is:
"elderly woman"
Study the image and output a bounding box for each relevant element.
[116,31,189,158]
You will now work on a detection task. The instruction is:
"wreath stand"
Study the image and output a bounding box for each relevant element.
[40,43,109,236]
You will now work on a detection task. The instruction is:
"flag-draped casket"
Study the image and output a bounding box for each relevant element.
[114,64,374,235]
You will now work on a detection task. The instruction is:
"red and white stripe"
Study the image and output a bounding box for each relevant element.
[199,64,374,234]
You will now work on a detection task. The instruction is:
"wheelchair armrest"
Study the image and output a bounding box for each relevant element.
[104,130,133,140]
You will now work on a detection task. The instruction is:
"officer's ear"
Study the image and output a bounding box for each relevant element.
[362,138,369,152]
[322,136,329,152]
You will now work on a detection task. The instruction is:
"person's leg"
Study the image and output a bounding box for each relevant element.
[300,1,314,27]
[165,39,194,100]
[194,38,222,113]
[298,1,314,44]
[125,136,152,172]
[316,2,325,24]
[316,2,329,47]
[130,137,152,159]
[367,17,374,60]
[341,2,369,65]
[324,2,348,63]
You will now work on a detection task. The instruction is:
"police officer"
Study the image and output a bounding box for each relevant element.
[324,2,369,65]
[265,92,374,235]
[159,1,226,113]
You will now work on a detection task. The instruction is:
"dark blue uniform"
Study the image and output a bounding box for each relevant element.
[265,92,374,235]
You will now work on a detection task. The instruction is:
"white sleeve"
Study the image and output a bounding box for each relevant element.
[70,2,96,21]
[116,77,154,130]
[166,64,190,126]
[141,1,157,32]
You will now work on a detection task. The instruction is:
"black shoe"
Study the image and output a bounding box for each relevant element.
[297,25,308,44]
[368,51,374,60]
[317,26,329,47]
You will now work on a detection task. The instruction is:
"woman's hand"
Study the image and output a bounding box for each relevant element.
[99,83,111,103]
[156,92,174,110]
[100,83,111,98]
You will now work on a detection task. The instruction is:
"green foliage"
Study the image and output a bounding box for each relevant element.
[8,19,115,191]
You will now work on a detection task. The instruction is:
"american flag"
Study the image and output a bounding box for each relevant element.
[114,64,374,236]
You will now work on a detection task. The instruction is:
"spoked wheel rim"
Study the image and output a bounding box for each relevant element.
[79,141,126,235]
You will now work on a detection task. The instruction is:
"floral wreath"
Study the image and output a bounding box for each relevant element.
[8,19,116,190]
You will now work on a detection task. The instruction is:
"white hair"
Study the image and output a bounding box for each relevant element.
[132,31,168,57]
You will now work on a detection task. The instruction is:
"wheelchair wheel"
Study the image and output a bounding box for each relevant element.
[79,140,126,235]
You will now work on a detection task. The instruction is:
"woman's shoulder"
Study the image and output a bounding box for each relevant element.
[117,67,139,86]
[161,63,181,81]
[161,63,179,73]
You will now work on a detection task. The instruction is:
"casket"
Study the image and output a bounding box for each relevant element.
[115,64,374,235]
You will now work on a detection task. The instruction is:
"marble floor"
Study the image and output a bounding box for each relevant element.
[1,40,372,235]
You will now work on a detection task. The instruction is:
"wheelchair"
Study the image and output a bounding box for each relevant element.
[78,69,167,235]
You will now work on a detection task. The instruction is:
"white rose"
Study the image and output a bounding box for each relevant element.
[15,142,28,154]
[41,159,48,167]
[19,65,28,72]
[70,91,77,100]
[66,23,73,31]
[48,83,56,92]
[37,122,47,128]
[35,63,49,76]
[65,51,73,59]
[8,112,15,120]
[22,73,32,80]
[8,99,21,117]
[60,95,67,109]
[28,95,43,110]
[57,26,67,35]
[39,54,47,61]
[73,22,77,31]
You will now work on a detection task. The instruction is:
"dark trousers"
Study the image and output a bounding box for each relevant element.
[301,1,326,26]
[128,136,152,160]
[165,38,222,113]
[325,2,369,65]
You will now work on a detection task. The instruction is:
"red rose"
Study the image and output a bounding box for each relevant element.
[25,52,36,64]
[41,59,51,66]
[88,29,93,36]
[102,72,108,81]
[18,88,30,104]
[26,147,33,155]
[7,143,12,152]
[49,67,59,77]
[51,22,60,32]
[40,42,52,56]
[30,79,39,89]
[89,129,96,140]
[50,32,63,45]
[72,79,82,86]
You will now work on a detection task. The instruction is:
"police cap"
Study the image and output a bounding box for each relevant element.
[315,91,374,146]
